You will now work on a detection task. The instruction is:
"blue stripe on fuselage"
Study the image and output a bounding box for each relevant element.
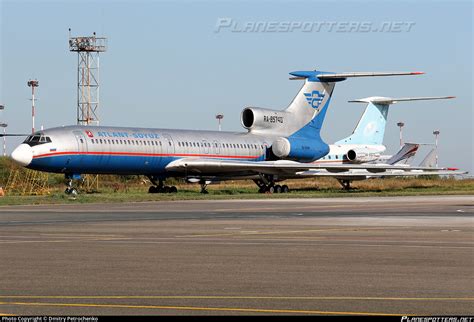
[28,154,266,175]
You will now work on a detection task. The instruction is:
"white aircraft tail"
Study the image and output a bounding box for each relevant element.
[419,148,437,168]
[335,96,455,146]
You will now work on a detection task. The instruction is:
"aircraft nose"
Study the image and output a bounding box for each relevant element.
[11,143,33,166]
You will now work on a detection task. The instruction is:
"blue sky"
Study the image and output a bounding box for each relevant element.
[1,0,472,172]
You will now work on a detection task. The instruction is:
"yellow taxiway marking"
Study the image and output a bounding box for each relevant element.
[177,227,386,238]
[0,301,407,316]
[0,296,472,301]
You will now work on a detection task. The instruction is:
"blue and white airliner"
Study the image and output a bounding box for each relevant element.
[301,95,458,188]
[9,69,453,194]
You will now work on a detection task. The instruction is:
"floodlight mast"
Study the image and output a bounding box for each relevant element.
[216,114,224,131]
[397,121,405,148]
[27,80,39,134]
[433,130,440,168]
[0,105,5,155]
[68,29,107,126]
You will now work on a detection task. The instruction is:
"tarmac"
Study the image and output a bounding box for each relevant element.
[0,195,473,315]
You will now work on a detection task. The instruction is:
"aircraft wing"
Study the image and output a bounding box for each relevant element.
[0,133,30,137]
[165,158,456,176]
[296,169,467,180]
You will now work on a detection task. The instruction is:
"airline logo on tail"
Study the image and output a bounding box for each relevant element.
[304,90,325,109]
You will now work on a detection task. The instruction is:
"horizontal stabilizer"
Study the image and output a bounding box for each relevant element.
[317,71,424,80]
[349,96,455,105]
[289,70,424,81]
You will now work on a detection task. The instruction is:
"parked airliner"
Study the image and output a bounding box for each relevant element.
[304,96,458,188]
[10,69,450,194]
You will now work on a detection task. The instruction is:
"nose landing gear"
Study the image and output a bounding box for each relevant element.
[64,174,82,196]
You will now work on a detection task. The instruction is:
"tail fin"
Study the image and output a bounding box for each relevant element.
[335,96,455,146]
[418,148,437,167]
[284,71,424,139]
[387,143,419,165]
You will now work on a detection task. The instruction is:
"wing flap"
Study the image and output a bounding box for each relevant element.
[165,158,458,177]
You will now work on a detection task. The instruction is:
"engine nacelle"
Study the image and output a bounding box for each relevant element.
[272,137,329,162]
[241,107,290,132]
[346,149,380,163]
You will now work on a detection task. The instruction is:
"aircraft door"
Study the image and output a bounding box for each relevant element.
[160,133,175,168]
[213,140,220,155]
[73,131,88,167]
[202,140,209,154]
[263,141,269,160]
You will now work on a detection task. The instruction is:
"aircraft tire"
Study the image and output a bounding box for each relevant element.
[281,185,289,193]
[169,186,178,193]
[274,185,282,193]
[266,186,275,194]
[148,186,157,193]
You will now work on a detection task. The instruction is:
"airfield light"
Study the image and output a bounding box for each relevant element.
[397,122,405,148]
[28,79,39,134]
[433,130,440,167]
[216,114,224,131]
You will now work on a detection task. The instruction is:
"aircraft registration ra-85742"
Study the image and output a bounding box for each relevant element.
[9,69,454,194]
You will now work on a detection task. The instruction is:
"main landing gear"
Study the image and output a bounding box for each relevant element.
[199,180,209,194]
[338,179,353,190]
[254,175,290,194]
[147,176,177,194]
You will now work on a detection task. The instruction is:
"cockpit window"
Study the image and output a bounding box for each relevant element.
[23,135,52,146]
